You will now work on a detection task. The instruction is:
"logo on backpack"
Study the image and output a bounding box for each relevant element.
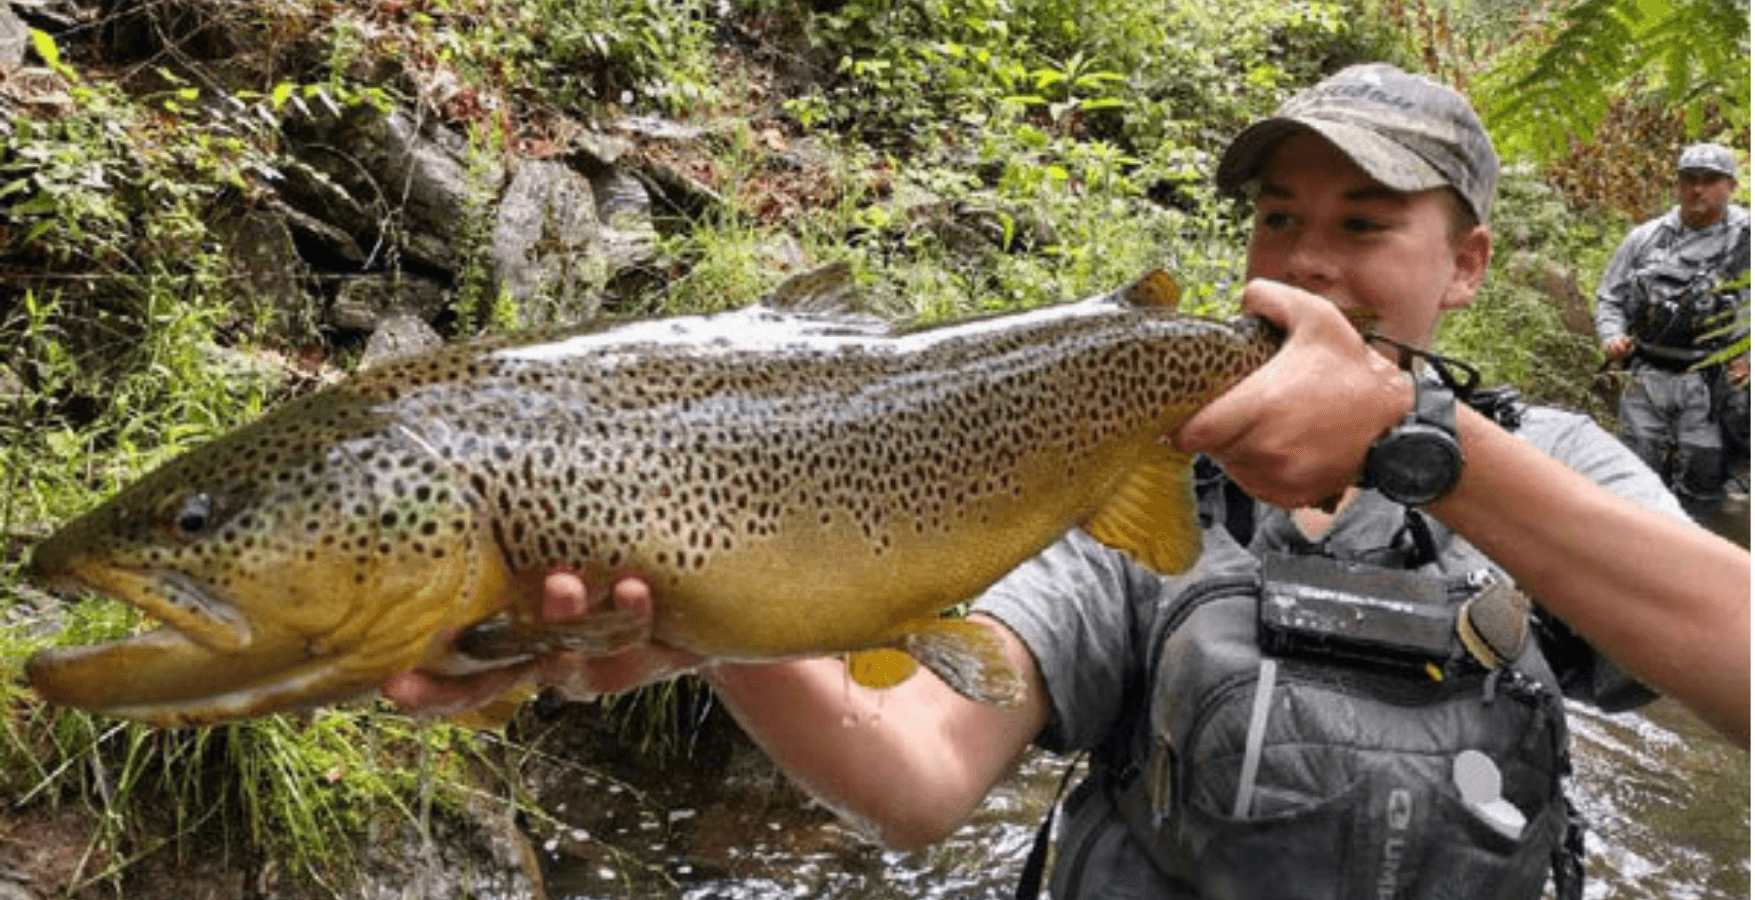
[1377,788,1415,899]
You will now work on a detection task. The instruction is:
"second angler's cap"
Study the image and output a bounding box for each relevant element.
[1677,143,1739,179]
[1217,63,1501,224]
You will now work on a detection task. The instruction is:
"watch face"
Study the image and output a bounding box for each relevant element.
[1370,429,1463,504]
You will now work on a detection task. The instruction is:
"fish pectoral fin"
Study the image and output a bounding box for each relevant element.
[452,608,646,663]
[887,618,1026,707]
[1084,447,1203,575]
[845,647,920,691]
[444,683,537,732]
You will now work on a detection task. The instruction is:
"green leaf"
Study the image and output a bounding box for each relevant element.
[29,29,58,68]
[29,29,76,80]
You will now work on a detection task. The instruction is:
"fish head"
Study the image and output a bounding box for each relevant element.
[24,395,495,725]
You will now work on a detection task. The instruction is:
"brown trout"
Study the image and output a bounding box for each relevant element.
[24,269,1276,726]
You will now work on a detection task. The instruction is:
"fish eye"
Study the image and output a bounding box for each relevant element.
[174,493,214,536]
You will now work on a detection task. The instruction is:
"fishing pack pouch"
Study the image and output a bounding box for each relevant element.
[1111,551,1573,900]
[1628,227,1747,365]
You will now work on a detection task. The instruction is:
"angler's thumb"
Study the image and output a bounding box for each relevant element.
[1238,278,1301,325]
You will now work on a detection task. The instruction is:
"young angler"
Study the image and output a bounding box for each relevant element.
[388,65,1752,898]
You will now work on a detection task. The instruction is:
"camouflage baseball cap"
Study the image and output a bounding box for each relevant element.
[1677,143,1738,179]
[1217,63,1500,224]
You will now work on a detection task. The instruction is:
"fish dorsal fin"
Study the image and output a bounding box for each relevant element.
[1084,447,1203,574]
[763,261,859,313]
[1119,268,1182,311]
[760,260,894,336]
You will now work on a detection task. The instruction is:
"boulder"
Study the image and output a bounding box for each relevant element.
[0,3,28,70]
[288,109,500,274]
[490,158,608,324]
[358,312,443,370]
[328,274,450,333]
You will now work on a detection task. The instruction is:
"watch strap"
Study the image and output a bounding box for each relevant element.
[1411,373,1458,435]
[1361,374,1464,506]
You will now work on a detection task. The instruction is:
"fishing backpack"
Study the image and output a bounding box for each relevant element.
[1022,394,1607,900]
[1100,478,1581,900]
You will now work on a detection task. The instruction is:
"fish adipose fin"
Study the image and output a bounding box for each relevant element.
[763,261,861,314]
[1120,268,1182,310]
[1083,447,1203,575]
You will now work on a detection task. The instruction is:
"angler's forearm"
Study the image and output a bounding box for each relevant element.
[1433,407,1752,747]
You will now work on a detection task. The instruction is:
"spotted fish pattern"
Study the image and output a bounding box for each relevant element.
[26,272,1276,725]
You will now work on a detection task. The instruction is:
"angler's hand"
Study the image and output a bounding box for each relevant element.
[1602,335,1635,363]
[1172,279,1413,509]
[381,572,701,715]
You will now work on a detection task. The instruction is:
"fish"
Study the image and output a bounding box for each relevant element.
[23,268,1278,726]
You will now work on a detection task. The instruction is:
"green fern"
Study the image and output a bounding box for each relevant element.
[1478,0,1749,160]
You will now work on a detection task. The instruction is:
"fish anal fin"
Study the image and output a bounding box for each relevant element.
[846,647,920,691]
[1084,448,1203,575]
[893,618,1026,706]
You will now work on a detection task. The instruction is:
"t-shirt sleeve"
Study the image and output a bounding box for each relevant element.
[1515,406,1688,709]
[972,530,1151,754]
[1520,407,1687,519]
[1593,221,1656,342]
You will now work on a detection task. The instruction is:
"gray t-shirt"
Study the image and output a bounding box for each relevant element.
[973,405,1685,898]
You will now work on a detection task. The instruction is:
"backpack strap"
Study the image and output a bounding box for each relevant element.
[1014,752,1088,899]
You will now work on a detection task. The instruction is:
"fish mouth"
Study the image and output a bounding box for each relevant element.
[32,560,254,653]
[23,569,369,727]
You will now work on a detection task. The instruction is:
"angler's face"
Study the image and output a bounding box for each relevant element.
[1676,170,1734,230]
[1244,130,1491,350]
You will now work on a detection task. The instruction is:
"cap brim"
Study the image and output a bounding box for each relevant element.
[1216,116,1448,197]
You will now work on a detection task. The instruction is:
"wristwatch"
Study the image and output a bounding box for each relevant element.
[1361,376,1464,506]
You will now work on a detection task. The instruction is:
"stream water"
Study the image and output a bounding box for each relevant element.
[531,676,1748,900]
[532,499,1750,900]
